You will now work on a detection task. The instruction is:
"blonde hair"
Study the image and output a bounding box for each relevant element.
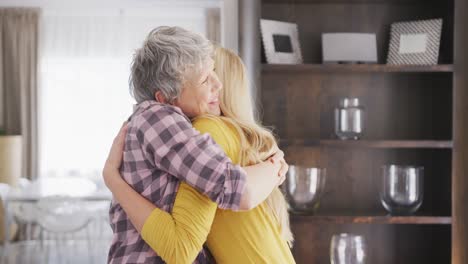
[198,46,293,246]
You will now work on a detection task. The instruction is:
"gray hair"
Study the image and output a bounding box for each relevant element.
[129,26,213,103]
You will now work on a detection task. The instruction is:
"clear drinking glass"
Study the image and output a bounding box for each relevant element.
[284,166,326,214]
[335,98,365,140]
[330,233,367,264]
[380,165,424,215]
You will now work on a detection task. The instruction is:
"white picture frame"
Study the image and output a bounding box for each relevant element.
[386,18,443,65]
[260,19,303,64]
[322,33,378,63]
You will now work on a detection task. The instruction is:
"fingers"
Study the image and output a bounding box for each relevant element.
[120,121,129,134]
[113,122,129,146]
[111,123,129,153]
[105,122,129,170]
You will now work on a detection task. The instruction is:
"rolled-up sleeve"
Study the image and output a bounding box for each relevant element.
[135,106,246,210]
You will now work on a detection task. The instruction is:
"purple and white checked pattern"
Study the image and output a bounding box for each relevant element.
[387,18,443,65]
[108,100,247,264]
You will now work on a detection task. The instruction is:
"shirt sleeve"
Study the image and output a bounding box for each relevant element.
[141,182,217,264]
[134,106,246,210]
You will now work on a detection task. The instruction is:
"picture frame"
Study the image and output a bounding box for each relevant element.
[386,18,443,65]
[322,33,378,64]
[260,19,303,64]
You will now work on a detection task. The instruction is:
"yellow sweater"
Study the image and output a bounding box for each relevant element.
[141,117,295,264]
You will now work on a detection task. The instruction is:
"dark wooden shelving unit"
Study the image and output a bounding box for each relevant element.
[263,0,441,3]
[290,215,452,225]
[256,0,468,262]
[262,63,455,73]
[280,139,453,148]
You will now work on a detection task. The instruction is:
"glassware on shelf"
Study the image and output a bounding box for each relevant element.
[284,166,326,214]
[330,233,367,264]
[380,165,424,215]
[335,98,365,140]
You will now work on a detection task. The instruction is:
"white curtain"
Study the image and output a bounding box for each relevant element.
[39,7,213,179]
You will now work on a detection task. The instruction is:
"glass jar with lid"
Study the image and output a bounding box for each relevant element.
[334,98,365,140]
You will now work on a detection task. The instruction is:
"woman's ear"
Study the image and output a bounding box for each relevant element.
[155,91,167,104]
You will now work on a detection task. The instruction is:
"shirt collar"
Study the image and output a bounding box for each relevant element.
[130,100,187,120]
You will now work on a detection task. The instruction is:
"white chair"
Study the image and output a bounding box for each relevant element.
[1,183,34,241]
[17,178,31,189]
[4,177,110,263]
[0,183,11,262]
[9,179,39,242]
[0,183,10,199]
[4,180,43,264]
[0,182,12,242]
[1,182,36,264]
[36,195,95,264]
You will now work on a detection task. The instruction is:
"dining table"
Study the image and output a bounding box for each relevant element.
[1,177,112,260]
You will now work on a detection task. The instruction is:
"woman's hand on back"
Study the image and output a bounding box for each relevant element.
[103,121,128,188]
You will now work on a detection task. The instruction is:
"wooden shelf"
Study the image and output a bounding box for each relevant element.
[280,139,453,149]
[262,64,454,74]
[258,0,462,262]
[263,0,440,4]
[290,215,452,225]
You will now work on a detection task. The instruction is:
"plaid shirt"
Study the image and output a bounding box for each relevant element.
[108,101,247,264]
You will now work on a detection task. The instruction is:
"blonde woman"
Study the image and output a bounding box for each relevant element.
[104,47,295,264]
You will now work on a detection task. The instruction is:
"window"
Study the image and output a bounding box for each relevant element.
[39,4,218,178]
